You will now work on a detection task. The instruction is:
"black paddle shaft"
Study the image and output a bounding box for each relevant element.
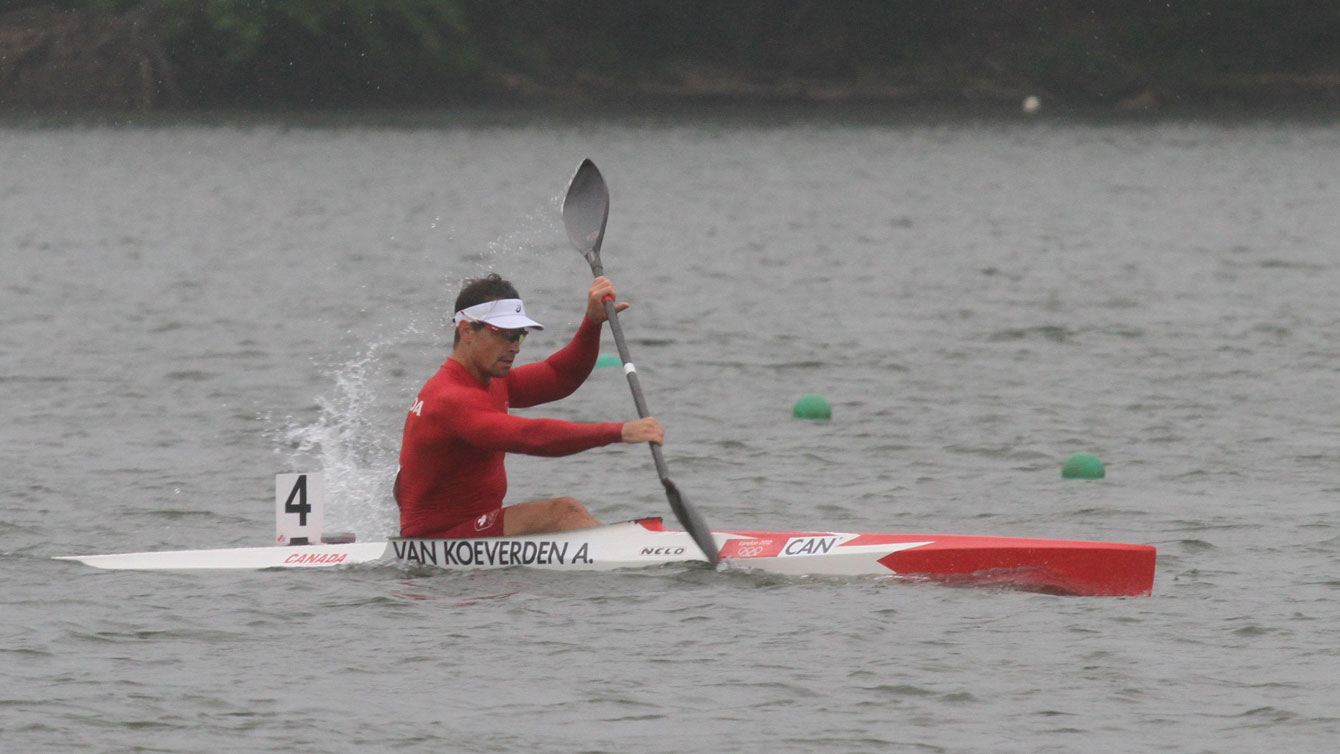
[588,263,650,415]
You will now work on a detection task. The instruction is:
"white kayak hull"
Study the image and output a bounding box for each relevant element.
[55,521,722,572]
[57,517,1156,596]
[55,541,390,571]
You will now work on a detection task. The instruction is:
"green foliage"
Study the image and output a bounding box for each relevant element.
[38,0,1340,106]
[82,0,481,103]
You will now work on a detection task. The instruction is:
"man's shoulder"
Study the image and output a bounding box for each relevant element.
[421,366,501,411]
[423,360,473,390]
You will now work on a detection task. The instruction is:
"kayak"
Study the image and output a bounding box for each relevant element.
[54,474,1156,596]
[55,518,1154,596]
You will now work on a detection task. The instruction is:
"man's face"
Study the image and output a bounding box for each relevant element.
[463,322,527,379]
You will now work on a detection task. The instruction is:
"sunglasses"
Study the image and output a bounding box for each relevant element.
[476,321,528,344]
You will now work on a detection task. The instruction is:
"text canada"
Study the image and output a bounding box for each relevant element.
[284,552,348,565]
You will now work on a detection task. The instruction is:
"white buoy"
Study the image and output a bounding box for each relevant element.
[1022,95,1041,115]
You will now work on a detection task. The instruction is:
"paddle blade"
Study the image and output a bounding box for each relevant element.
[561,158,610,268]
[662,477,719,565]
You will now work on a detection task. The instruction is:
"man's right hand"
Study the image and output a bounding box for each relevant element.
[621,417,664,445]
[587,276,630,323]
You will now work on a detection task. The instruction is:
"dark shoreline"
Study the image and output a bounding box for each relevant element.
[4,3,1340,119]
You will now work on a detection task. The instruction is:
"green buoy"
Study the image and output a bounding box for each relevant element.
[1061,453,1105,479]
[595,353,621,368]
[793,394,832,420]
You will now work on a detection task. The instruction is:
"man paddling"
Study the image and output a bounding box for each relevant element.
[395,273,663,538]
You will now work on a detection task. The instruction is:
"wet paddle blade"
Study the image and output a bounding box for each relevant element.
[562,158,609,265]
[663,478,719,565]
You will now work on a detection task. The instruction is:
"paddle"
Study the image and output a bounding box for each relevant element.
[561,159,720,566]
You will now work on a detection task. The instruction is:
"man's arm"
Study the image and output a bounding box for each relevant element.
[451,390,623,456]
[510,276,630,408]
[508,316,602,408]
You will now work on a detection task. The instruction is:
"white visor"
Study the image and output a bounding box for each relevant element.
[452,298,544,331]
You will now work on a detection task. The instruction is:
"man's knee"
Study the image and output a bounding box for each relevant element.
[504,496,599,535]
[547,497,601,530]
[550,497,586,520]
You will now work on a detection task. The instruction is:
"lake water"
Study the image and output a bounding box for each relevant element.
[3,107,1339,753]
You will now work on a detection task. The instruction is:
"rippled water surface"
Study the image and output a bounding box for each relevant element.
[3,110,1339,753]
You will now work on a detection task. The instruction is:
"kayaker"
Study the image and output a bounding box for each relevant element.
[394,273,663,538]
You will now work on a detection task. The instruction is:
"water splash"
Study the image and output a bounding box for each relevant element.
[485,200,563,263]
[277,339,404,541]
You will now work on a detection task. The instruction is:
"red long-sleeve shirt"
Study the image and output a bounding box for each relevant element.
[395,317,623,537]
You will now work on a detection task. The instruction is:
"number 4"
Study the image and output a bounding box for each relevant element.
[275,472,324,545]
[284,474,312,526]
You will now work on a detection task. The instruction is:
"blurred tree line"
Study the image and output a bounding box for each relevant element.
[3,0,1339,108]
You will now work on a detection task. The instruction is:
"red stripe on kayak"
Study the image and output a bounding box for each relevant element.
[876,538,1156,597]
[636,517,1155,595]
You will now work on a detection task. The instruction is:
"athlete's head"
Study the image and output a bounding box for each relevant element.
[451,274,544,346]
[454,273,519,315]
